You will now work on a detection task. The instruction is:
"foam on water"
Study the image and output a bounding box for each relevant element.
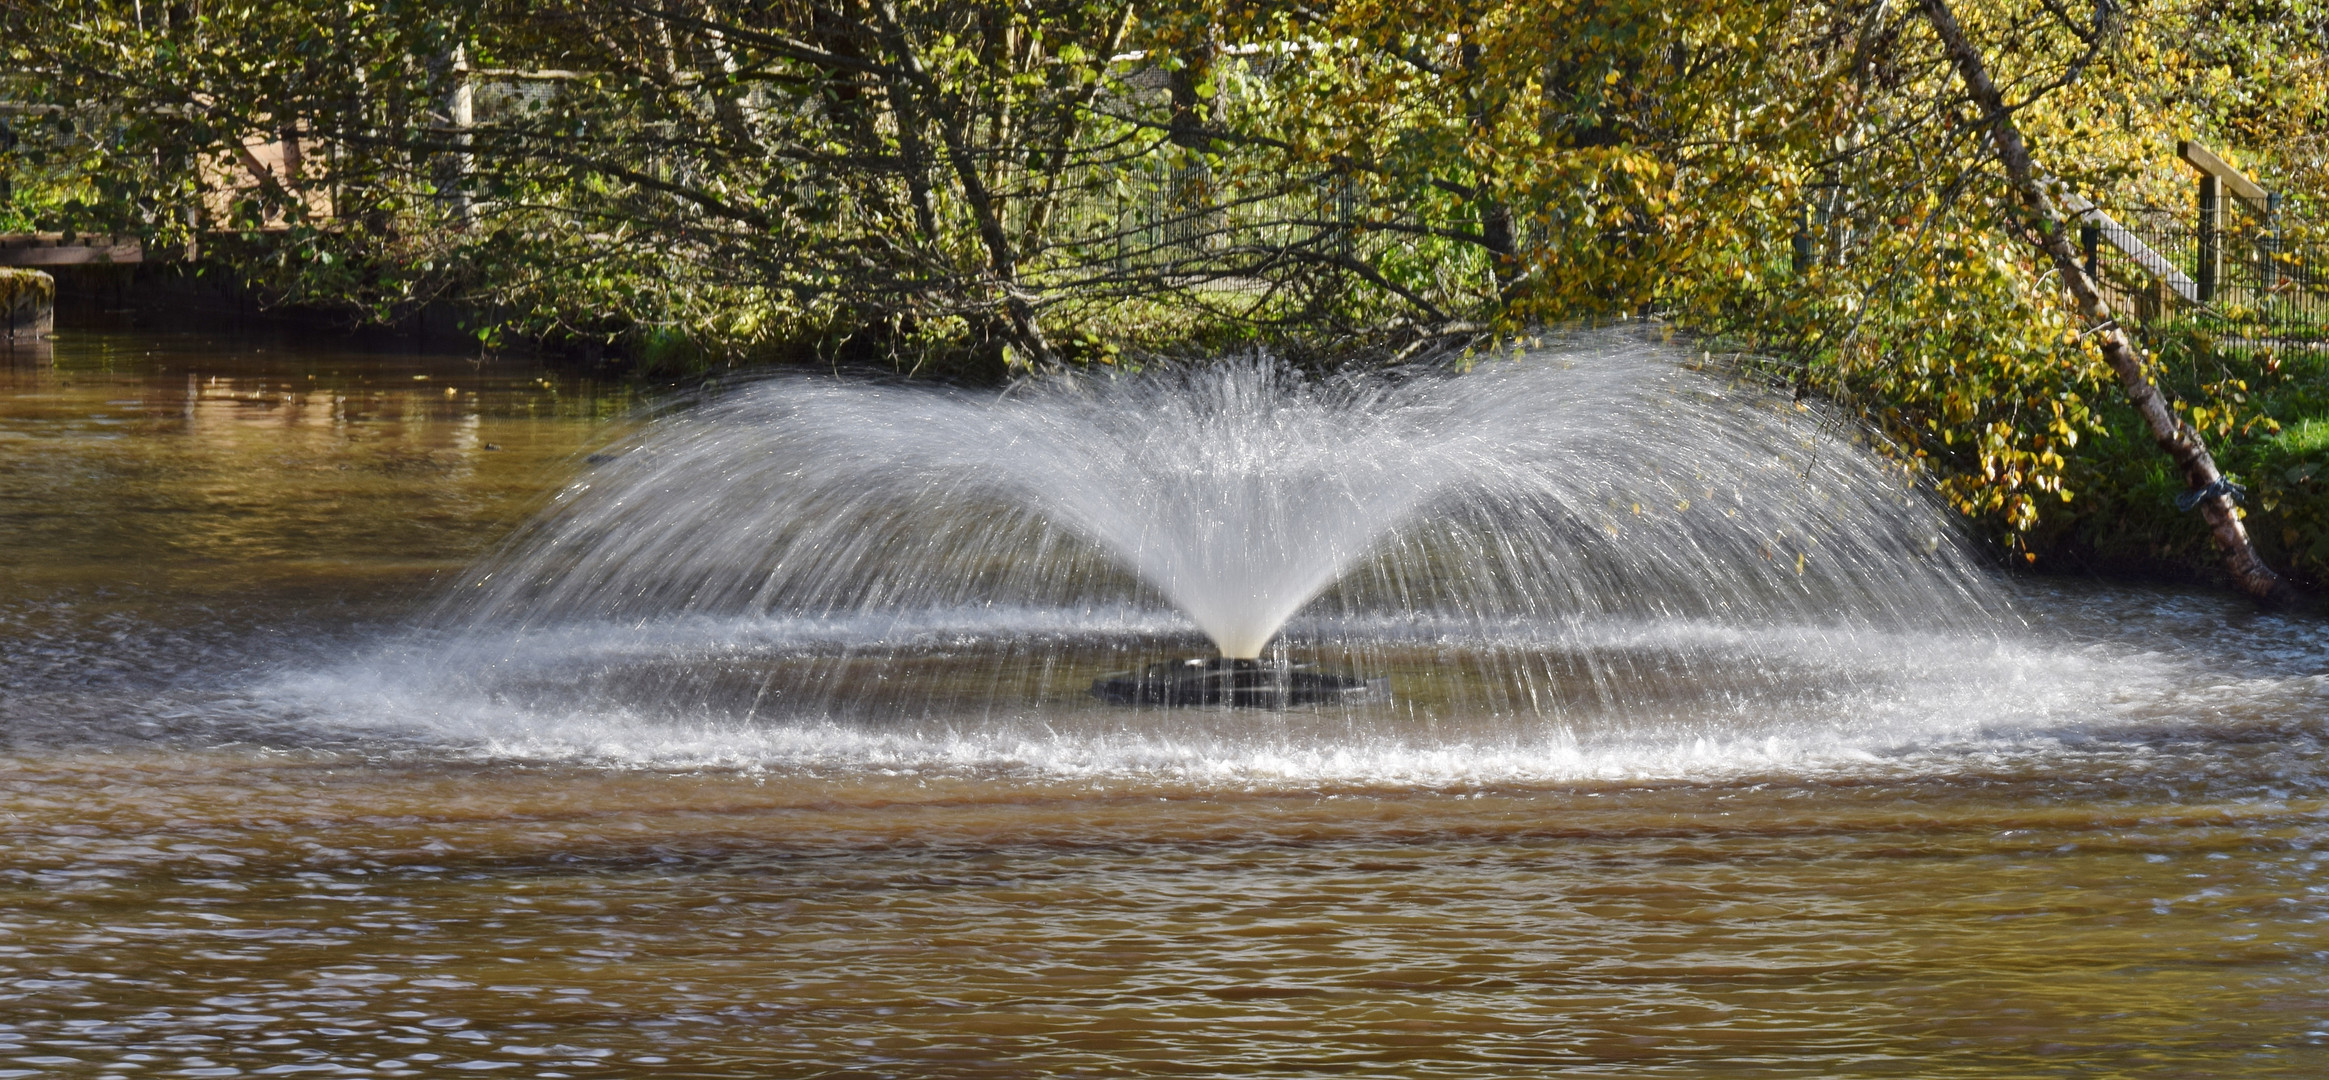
[254,600,2329,785]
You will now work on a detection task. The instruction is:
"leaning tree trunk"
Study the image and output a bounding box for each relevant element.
[1918,0,2297,605]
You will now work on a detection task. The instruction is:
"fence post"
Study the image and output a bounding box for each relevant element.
[2265,191,2283,298]
[2081,224,2099,280]
[1790,207,1813,274]
[2196,174,2220,304]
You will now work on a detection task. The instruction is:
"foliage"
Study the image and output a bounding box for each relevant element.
[2,0,2326,564]
[2023,330,2329,582]
[1668,0,2327,558]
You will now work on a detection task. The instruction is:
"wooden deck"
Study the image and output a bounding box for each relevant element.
[0,233,144,267]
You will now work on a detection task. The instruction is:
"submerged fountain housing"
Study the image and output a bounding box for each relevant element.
[1090,658,1390,708]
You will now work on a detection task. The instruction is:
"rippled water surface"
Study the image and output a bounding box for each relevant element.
[4,331,2328,1078]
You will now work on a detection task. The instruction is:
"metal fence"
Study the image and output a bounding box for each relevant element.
[2089,203,2329,343]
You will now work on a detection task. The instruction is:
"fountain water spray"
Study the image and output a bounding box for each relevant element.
[445,331,2001,725]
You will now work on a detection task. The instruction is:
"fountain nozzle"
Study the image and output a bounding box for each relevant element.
[1089,657,1389,708]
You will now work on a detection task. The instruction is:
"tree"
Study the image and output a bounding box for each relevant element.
[7,0,2325,595]
[1912,0,2292,602]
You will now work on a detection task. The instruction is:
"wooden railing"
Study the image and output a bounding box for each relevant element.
[0,233,144,267]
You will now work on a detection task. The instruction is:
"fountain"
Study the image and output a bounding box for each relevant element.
[425,330,2003,746]
[15,325,2315,1080]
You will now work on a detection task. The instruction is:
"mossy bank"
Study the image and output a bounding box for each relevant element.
[2025,326,2329,590]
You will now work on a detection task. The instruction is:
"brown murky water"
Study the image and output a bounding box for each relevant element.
[3,331,2328,1077]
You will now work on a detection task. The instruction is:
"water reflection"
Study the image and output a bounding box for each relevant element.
[0,330,634,747]
[0,330,633,578]
[0,751,2324,1077]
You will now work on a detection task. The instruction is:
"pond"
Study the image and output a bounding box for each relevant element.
[2,329,2325,1078]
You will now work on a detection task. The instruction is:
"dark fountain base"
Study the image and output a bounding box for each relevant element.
[1089,658,1391,708]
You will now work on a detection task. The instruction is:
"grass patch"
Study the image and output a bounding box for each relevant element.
[2026,324,2329,584]
[2276,416,2329,456]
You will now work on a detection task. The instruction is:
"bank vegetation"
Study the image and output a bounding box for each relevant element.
[4,0,2328,591]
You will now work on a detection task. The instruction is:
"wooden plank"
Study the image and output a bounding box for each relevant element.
[0,234,144,266]
[2177,140,2272,207]
[2058,191,2199,304]
[1,246,141,266]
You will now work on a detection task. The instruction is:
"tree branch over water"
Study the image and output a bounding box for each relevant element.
[1918,0,2296,604]
[6,0,2326,586]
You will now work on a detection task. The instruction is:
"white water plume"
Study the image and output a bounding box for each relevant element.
[301,330,2050,774]
[456,332,1999,660]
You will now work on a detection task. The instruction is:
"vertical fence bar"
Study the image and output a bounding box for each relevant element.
[2196,175,2220,304]
[2264,191,2282,313]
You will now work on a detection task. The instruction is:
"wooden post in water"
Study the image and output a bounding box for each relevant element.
[1,267,53,348]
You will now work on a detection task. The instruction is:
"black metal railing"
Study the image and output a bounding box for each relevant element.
[2089,204,2329,343]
